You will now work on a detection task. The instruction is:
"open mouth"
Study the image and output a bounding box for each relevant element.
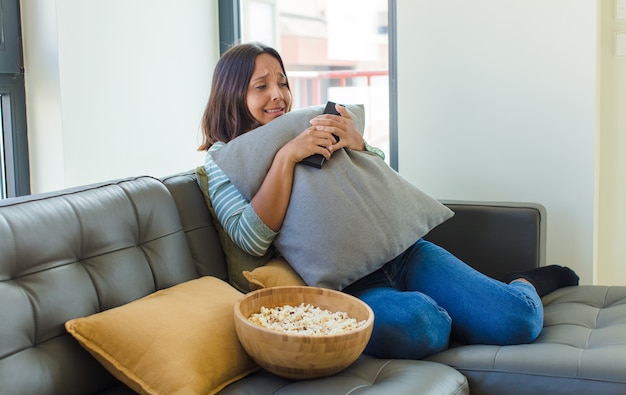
[265,107,285,114]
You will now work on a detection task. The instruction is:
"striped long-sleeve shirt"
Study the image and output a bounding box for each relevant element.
[205,141,385,256]
[205,142,277,256]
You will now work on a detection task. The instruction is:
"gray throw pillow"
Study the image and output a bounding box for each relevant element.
[212,104,453,290]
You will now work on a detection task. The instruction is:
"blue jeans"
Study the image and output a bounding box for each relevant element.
[343,239,543,359]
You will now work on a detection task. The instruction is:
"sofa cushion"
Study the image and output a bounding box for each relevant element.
[195,166,274,292]
[243,257,306,290]
[211,104,453,290]
[427,285,626,395]
[219,355,469,395]
[65,276,258,395]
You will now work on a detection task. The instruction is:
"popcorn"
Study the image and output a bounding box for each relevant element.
[248,303,366,335]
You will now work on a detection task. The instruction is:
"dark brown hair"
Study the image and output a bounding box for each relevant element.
[198,42,291,150]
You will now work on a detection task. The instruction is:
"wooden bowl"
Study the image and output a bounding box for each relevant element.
[234,286,374,379]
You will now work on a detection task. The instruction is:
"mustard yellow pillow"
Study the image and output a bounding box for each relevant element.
[65,277,258,395]
[243,257,306,290]
[195,166,275,293]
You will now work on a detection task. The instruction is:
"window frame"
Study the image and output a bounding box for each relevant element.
[217,0,398,171]
[0,74,29,198]
[0,0,29,198]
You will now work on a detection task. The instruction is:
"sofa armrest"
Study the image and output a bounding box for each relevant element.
[423,201,546,281]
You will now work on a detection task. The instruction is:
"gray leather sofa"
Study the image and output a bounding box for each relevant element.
[1,170,625,394]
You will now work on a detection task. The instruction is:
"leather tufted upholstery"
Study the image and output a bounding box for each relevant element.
[428,285,626,395]
[0,176,203,394]
[219,355,469,395]
[161,170,228,279]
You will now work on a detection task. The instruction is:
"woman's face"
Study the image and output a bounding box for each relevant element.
[246,53,292,125]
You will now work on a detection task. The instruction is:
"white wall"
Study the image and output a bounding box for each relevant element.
[597,0,626,285]
[20,0,65,194]
[21,0,219,193]
[396,0,598,283]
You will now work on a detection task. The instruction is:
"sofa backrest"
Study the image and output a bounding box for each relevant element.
[161,169,227,279]
[424,201,545,280]
[0,174,226,394]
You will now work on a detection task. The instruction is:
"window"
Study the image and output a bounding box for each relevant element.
[0,99,5,198]
[0,0,29,198]
[0,76,28,198]
[219,0,397,168]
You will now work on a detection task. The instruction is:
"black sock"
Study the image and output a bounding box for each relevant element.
[502,265,579,297]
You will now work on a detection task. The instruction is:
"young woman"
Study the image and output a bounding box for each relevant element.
[199,42,579,359]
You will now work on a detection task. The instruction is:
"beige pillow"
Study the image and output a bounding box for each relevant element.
[243,257,306,290]
[195,166,275,292]
[65,277,258,395]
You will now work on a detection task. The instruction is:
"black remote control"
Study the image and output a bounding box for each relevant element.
[301,101,341,169]
[322,100,341,116]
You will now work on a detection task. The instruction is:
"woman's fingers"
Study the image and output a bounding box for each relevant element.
[315,132,338,146]
[284,127,335,161]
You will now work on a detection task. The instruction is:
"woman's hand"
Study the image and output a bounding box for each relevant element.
[308,103,365,154]
[275,125,337,164]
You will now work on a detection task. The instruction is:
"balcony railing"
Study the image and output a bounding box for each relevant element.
[288,70,389,108]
